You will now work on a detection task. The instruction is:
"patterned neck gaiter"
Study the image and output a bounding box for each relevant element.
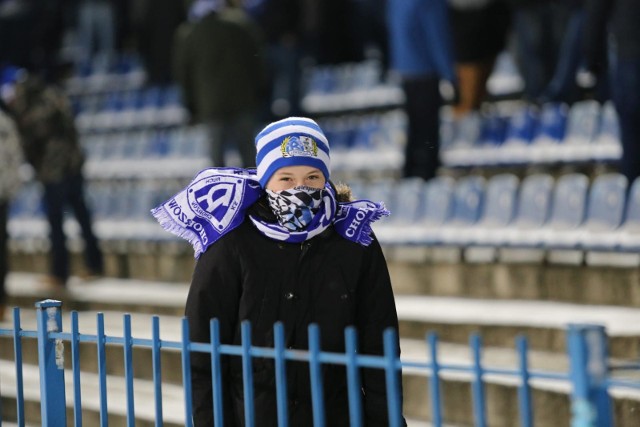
[266,186,324,231]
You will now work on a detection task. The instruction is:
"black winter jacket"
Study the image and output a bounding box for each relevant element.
[186,202,404,426]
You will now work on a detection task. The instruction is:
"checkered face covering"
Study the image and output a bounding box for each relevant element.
[266,186,324,231]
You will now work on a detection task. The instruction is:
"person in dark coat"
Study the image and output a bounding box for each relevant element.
[2,68,103,287]
[173,0,267,168]
[152,117,406,427]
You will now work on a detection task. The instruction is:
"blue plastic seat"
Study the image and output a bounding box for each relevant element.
[529,102,569,164]
[502,174,554,248]
[593,101,623,162]
[578,173,628,251]
[538,173,589,249]
[435,175,486,246]
[617,177,640,252]
[467,174,520,247]
[409,176,455,245]
[374,177,425,245]
[562,100,601,162]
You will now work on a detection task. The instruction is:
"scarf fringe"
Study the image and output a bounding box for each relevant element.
[151,206,204,258]
[358,202,390,246]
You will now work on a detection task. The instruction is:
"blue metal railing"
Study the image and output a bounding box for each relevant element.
[0,300,633,426]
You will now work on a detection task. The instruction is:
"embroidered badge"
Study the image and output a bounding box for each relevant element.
[281,135,318,158]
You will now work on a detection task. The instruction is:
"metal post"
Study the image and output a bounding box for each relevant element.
[35,299,67,427]
[567,324,613,427]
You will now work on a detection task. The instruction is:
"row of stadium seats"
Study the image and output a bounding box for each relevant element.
[78,110,407,179]
[9,171,638,265]
[441,100,621,166]
[81,125,210,179]
[368,172,639,256]
[71,85,188,132]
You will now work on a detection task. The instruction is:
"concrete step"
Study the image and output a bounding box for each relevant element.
[396,295,640,359]
[12,244,640,308]
[7,272,640,359]
[0,360,184,427]
[386,253,640,308]
[5,272,188,316]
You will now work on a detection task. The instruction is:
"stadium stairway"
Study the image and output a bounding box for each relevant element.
[2,272,640,426]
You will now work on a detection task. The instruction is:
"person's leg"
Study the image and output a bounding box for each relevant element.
[512,5,553,101]
[452,60,494,117]
[67,173,103,276]
[232,112,259,169]
[43,181,69,284]
[401,76,442,181]
[612,57,640,184]
[0,201,8,314]
[207,120,226,167]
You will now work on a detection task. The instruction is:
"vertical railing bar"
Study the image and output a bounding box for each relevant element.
[210,318,224,427]
[241,321,256,427]
[517,336,533,427]
[471,334,487,427]
[36,300,66,427]
[151,316,163,427]
[273,322,289,427]
[123,314,135,427]
[12,307,25,426]
[181,318,194,427]
[345,327,363,427]
[96,313,108,426]
[308,324,326,427]
[383,328,402,427]
[428,333,443,427]
[70,311,83,427]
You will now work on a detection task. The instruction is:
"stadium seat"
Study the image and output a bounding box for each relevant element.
[616,177,640,252]
[373,177,426,245]
[578,173,628,251]
[434,175,486,246]
[467,173,520,247]
[501,174,555,248]
[562,100,601,162]
[408,176,456,245]
[529,102,568,163]
[538,173,589,250]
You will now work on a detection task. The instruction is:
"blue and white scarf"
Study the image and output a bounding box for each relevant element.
[151,168,390,258]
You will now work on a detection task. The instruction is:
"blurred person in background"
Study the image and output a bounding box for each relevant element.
[1,66,103,289]
[173,0,267,168]
[0,82,24,321]
[387,0,457,181]
[507,0,572,102]
[131,0,186,86]
[152,117,405,426]
[583,0,640,184]
[448,0,510,116]
[242,0,304,120]
[75,0,116,73]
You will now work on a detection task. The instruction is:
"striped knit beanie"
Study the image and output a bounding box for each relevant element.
[255,117,330,188]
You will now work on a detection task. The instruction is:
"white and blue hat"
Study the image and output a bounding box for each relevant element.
[255,117,330,188]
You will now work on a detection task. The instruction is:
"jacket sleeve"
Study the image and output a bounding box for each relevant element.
[186,239,242,427]
[356,237,407,427]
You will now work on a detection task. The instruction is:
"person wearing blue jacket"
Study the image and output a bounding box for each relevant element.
[387,0,457,181]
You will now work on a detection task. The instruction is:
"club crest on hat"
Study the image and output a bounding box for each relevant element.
[281,135,318,158]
